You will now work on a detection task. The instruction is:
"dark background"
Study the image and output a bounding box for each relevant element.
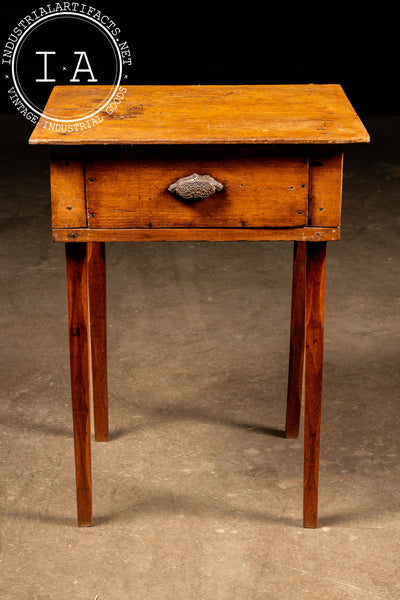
[0,3,397,119]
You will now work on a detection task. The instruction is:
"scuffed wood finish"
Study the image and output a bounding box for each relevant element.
[86,147,308,229]
[88,242,108,442]
[50,148,86,229]
[65,242,92,526]
[303,241,327,528]
[285,241,306,439]
[309,147,344,227]
[52,227,341,243]
[34,84,370,528]
[29,84,370,146]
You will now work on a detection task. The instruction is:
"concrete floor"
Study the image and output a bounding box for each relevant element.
[0,114,399,600]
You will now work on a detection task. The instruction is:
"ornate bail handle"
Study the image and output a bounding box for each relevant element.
[167,173,224,201]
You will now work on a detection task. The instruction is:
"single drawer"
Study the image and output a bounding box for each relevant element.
[85,146,309,229]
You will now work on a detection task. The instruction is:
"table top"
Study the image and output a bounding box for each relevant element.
[29,84,369,146]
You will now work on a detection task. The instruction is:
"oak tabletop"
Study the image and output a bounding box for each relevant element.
[29,84,370,146]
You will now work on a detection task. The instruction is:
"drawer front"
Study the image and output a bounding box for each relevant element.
[85,147,308,229]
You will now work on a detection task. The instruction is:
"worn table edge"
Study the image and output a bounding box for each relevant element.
[28,83,370,146]
[30,137,369,146]
[52,227,341,243]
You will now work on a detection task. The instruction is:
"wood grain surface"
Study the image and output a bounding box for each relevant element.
[50,148,86,228]
[29,84,370,145]
[53,227,340,243]
[65,242,92,526]
[303,241,327,528]
[285,241,306,439]
[85,146,308,229]
[308,147,344,227]
[88,242,108,442]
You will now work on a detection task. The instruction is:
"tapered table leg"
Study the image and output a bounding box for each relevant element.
[303,241,327,528]
[285,241,306,439]
[88,242,108,442]
[65,242,92,526]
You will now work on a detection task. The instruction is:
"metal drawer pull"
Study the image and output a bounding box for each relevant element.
[167,173,224,200]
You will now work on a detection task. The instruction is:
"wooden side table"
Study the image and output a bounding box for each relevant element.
[29,84,369,527]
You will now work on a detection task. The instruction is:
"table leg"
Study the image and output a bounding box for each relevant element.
[285,241,306,438]
[88,242,108,442]
[303,241,327,528]
[65,242,92,526]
